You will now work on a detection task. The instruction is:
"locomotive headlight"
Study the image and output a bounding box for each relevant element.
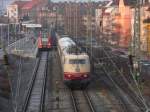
[39,42,42,46]
[83,74,87,77]
[68,74,71,78]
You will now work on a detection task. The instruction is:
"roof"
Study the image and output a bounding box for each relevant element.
[58,37,76,54]
[22,0,39,10]
[113,0,136,6]
[59,37,75,48]
[65,54,89,58]
[22,1,35,10]
[146,7,150,11]
[11,1,28,8]
[98,1,110,8]
[105,7,114,13]
[105,1,113,7]
[143,18,150,23]
[22,24,42,28]
[123,0,136,6]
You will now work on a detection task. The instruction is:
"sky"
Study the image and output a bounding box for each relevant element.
[0,0,12,11]
[52,0,106,2]
[0,0,106,10]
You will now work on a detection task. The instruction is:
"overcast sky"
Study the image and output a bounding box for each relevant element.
[52,0,106,2]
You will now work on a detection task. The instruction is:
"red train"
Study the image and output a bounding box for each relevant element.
[38,32,52,50]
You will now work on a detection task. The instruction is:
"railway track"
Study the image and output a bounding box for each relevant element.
[21,51,48,112]
[70,89,96,112]
[98,55,146,111]
[98,74,132,112]
[115,75,146,111]
[77,45,141,112]
[94,70,142,112]
[72,42,131,112]
[82,45,143,111]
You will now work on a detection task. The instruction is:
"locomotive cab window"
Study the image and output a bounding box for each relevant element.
[41,33,48,45]
[42,34,48,40]
[69,59,86,64]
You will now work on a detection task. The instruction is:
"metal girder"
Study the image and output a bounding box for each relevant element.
[131,0,141,79]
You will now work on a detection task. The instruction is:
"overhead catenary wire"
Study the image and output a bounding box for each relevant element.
[100,46,149,111]
[128,63,150,110]
[90,46,147,110]
[63,0,150,111]
[85,37,147,110]
[65,2,146,109]
[101,65,133,112]
[68,0,149,111]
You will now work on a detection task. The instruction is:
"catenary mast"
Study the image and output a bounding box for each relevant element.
[130,0,141,81]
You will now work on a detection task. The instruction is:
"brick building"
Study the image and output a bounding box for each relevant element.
[7,1,28,23]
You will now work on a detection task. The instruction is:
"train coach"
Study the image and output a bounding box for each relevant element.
[57,36,91,89]
[38,31,51,51]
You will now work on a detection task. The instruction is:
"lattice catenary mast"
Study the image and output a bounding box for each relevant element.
[130,0,141,81]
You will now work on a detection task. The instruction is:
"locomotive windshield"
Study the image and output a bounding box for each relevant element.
[41,33,48,42]
[69,59,86,64]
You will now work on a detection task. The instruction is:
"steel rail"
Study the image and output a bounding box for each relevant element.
[83,90,96,112]
[21,51,48,112]
[70,89,96,112]
[39,52,48,112]
[21,56,41,112]
[95,72,137,112]
[75,41,133,112]
[70,89,78,112]
[77,40,142,111]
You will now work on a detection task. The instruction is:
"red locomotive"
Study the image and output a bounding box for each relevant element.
[38,32,51,50]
